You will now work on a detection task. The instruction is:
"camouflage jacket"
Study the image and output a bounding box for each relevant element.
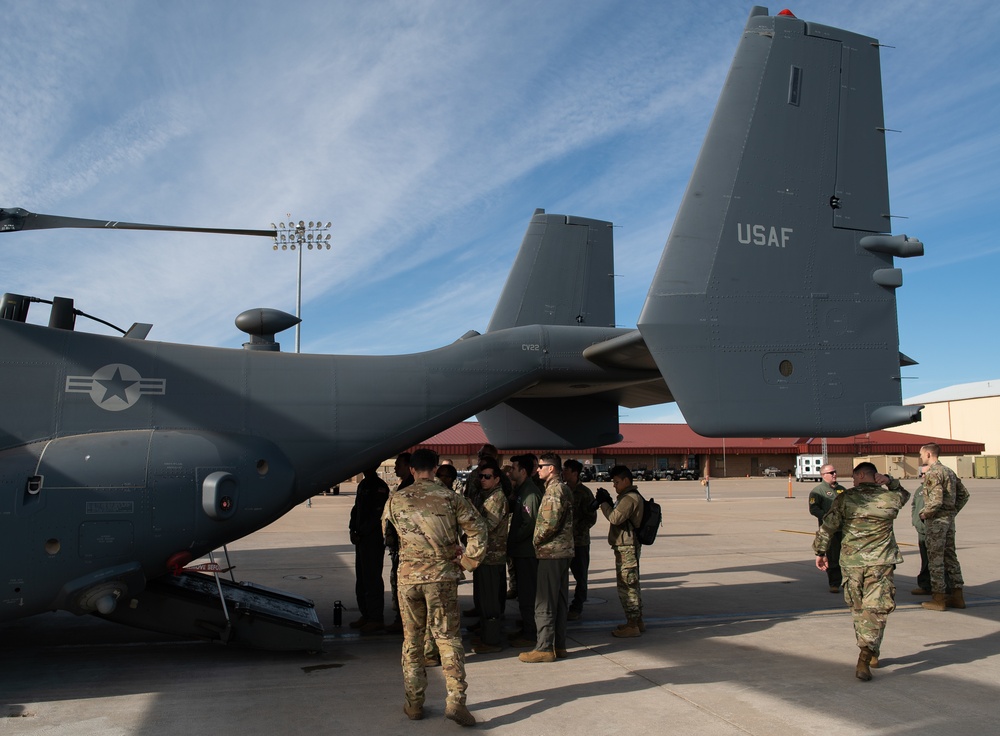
[570,482,598,546]
[533,475,574,559]
[507,480,541,558]
[383,478,486,585]
[808,480,845,522]
[813,479,910,567]
[920,461,970,519]
[476,486,510,566]
[465,466,513,510]
[603,487,643,547]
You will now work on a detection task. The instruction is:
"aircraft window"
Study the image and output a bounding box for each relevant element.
[256,459,269,476]
[779,360,794,377]
[45,539,61,556]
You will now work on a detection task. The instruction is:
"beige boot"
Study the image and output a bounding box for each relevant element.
[921,592,948,611]
[518,648,556,663]
[613,619,642,638]
[616,616,645,633]
[947,588,966,609]
[856,647,873,681]
[403,700,424,720]
[445,703,476,727]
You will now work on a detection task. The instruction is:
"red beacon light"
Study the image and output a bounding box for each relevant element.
[778,9,797,17]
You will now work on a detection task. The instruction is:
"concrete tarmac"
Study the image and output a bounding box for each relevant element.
[2,477,998,735]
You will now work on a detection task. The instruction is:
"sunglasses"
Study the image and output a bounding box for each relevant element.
[479,473,495,480]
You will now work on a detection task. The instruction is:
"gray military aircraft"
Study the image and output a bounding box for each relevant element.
[0,7,923,646]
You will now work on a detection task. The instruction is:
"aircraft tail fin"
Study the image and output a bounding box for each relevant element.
[487,209,615,332]
[478,209,620,448]
[637,7,923,437]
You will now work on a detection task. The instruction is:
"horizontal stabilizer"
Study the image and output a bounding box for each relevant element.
[582,329,658,372]
[637,8,922,437]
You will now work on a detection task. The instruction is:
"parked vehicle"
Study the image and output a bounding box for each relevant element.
[762,466,781,477]
[795,455,825,482]
[674,467,698,481]
[596,466,612,482]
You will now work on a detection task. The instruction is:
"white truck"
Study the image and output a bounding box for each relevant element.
[795,455,825,483]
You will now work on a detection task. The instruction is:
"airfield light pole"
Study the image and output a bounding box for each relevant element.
[271,217,332,353]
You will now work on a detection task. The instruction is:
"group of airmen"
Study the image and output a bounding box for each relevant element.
[808,442,970,681]
[349,439,970,726]
[348,444,648,726]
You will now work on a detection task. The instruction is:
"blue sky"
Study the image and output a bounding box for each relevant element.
[3,1,998,425]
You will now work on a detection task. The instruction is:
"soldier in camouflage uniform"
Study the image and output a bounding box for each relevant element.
[563,459,597,620]
[462,445,512,620]
[519,453,574,663]
[470,458,510,653]
[910,469,954,596]
[597,465,645,638]
[808,464,846,593]
[382,448,486,727]
[917,443,970,611]
[813,462,909,681]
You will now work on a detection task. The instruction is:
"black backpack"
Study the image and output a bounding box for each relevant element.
[629,491,662,545]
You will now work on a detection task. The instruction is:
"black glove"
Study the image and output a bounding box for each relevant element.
[593,487,612,509]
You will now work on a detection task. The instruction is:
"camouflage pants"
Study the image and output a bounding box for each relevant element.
[843,565,895,656]
[398,581,467,707]
[614,544,642,620]
[924,515,964,594]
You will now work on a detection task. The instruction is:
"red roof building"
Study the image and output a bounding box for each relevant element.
[410,422,984,479]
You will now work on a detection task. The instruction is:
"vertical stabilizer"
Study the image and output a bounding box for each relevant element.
[488,209,615,331]
[637,8,922,437]
[478,208,620,448]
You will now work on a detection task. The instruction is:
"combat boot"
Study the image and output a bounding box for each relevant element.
[445,703,476,727]
[921,593,948,611]
[947,588,966,609]
[612,619,641,638]
[518,648,556,663]
[403,700,424,720]
[615,616,645,633]
[910,586,931,595]
[856,647,874,681]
